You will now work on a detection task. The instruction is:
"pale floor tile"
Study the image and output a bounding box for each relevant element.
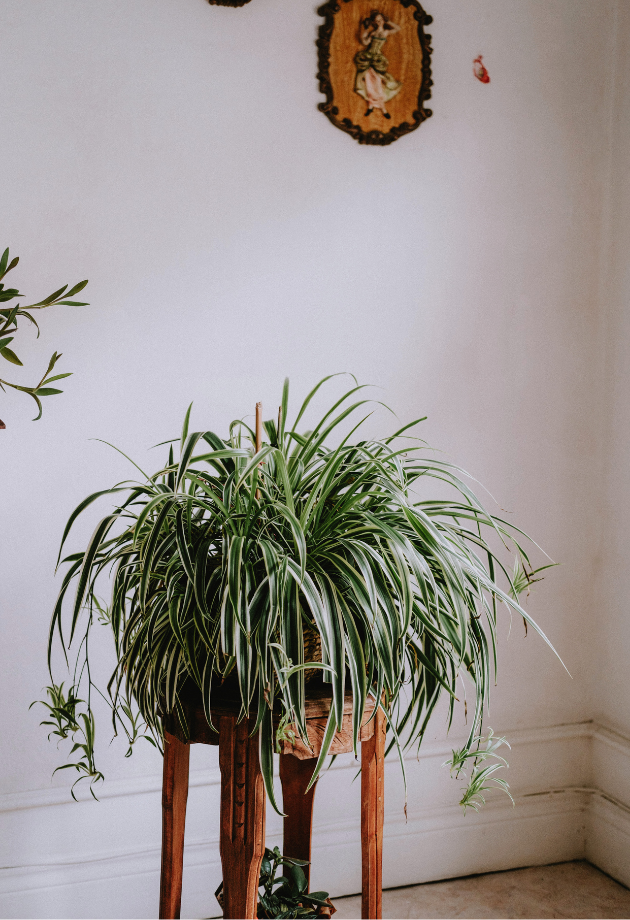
[331,861,630,919]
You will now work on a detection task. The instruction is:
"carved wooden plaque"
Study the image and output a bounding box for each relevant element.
[317,0,433,145]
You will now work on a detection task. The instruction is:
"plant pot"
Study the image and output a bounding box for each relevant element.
[162,674,377,759]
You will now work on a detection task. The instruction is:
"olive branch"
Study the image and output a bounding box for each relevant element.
[0,247,88,422]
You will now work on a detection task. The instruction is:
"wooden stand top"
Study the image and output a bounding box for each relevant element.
[162,681,378,759]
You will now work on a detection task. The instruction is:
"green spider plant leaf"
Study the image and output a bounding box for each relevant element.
[261,706,285,816]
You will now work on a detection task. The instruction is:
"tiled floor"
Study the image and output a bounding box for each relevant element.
[332,861,630,919]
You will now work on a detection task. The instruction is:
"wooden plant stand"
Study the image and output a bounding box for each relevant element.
[159,687,385,919]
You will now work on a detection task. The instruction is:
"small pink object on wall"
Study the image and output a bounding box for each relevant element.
[473,55,490,83]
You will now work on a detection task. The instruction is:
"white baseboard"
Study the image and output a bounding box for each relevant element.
[0,720,628,919]
[587,790,630,889]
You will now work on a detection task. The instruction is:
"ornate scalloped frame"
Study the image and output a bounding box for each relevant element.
[316,0,433,146]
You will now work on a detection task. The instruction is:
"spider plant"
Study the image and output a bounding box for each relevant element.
[445,728,514,813]
[42,375,559,808]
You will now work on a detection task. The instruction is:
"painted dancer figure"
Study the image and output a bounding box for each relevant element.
[354,10,402,119]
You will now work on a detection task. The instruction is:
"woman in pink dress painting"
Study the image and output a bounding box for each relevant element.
[354,10,402,119]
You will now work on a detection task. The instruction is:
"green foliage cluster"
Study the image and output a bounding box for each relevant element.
[257,847,332,919]
[42,376,558,807]
[30,683,104,800]
[445,728,514,813]
[216,847,333,919]
[0,247,88,420]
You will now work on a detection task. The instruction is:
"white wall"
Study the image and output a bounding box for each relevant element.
[1,2,627,917]
[596,1,630,741]
[583,4,630,882]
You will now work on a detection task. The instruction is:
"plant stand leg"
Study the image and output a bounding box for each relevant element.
[219,715,266,919]
[159,731,190,920]
[279,753,317,887]
[361,707,385,920]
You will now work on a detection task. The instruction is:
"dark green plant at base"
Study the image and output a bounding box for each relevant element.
[0,247,88,421]
[215,847,333,919]
[42,376,560,808]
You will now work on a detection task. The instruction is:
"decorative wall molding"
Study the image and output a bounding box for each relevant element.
[1,720,628,919]
[0,766,219,815]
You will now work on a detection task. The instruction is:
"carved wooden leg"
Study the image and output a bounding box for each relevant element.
[159,731,190,920]
[219,715,266,920]
[279,753,317,887]
[361,707,385,920]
